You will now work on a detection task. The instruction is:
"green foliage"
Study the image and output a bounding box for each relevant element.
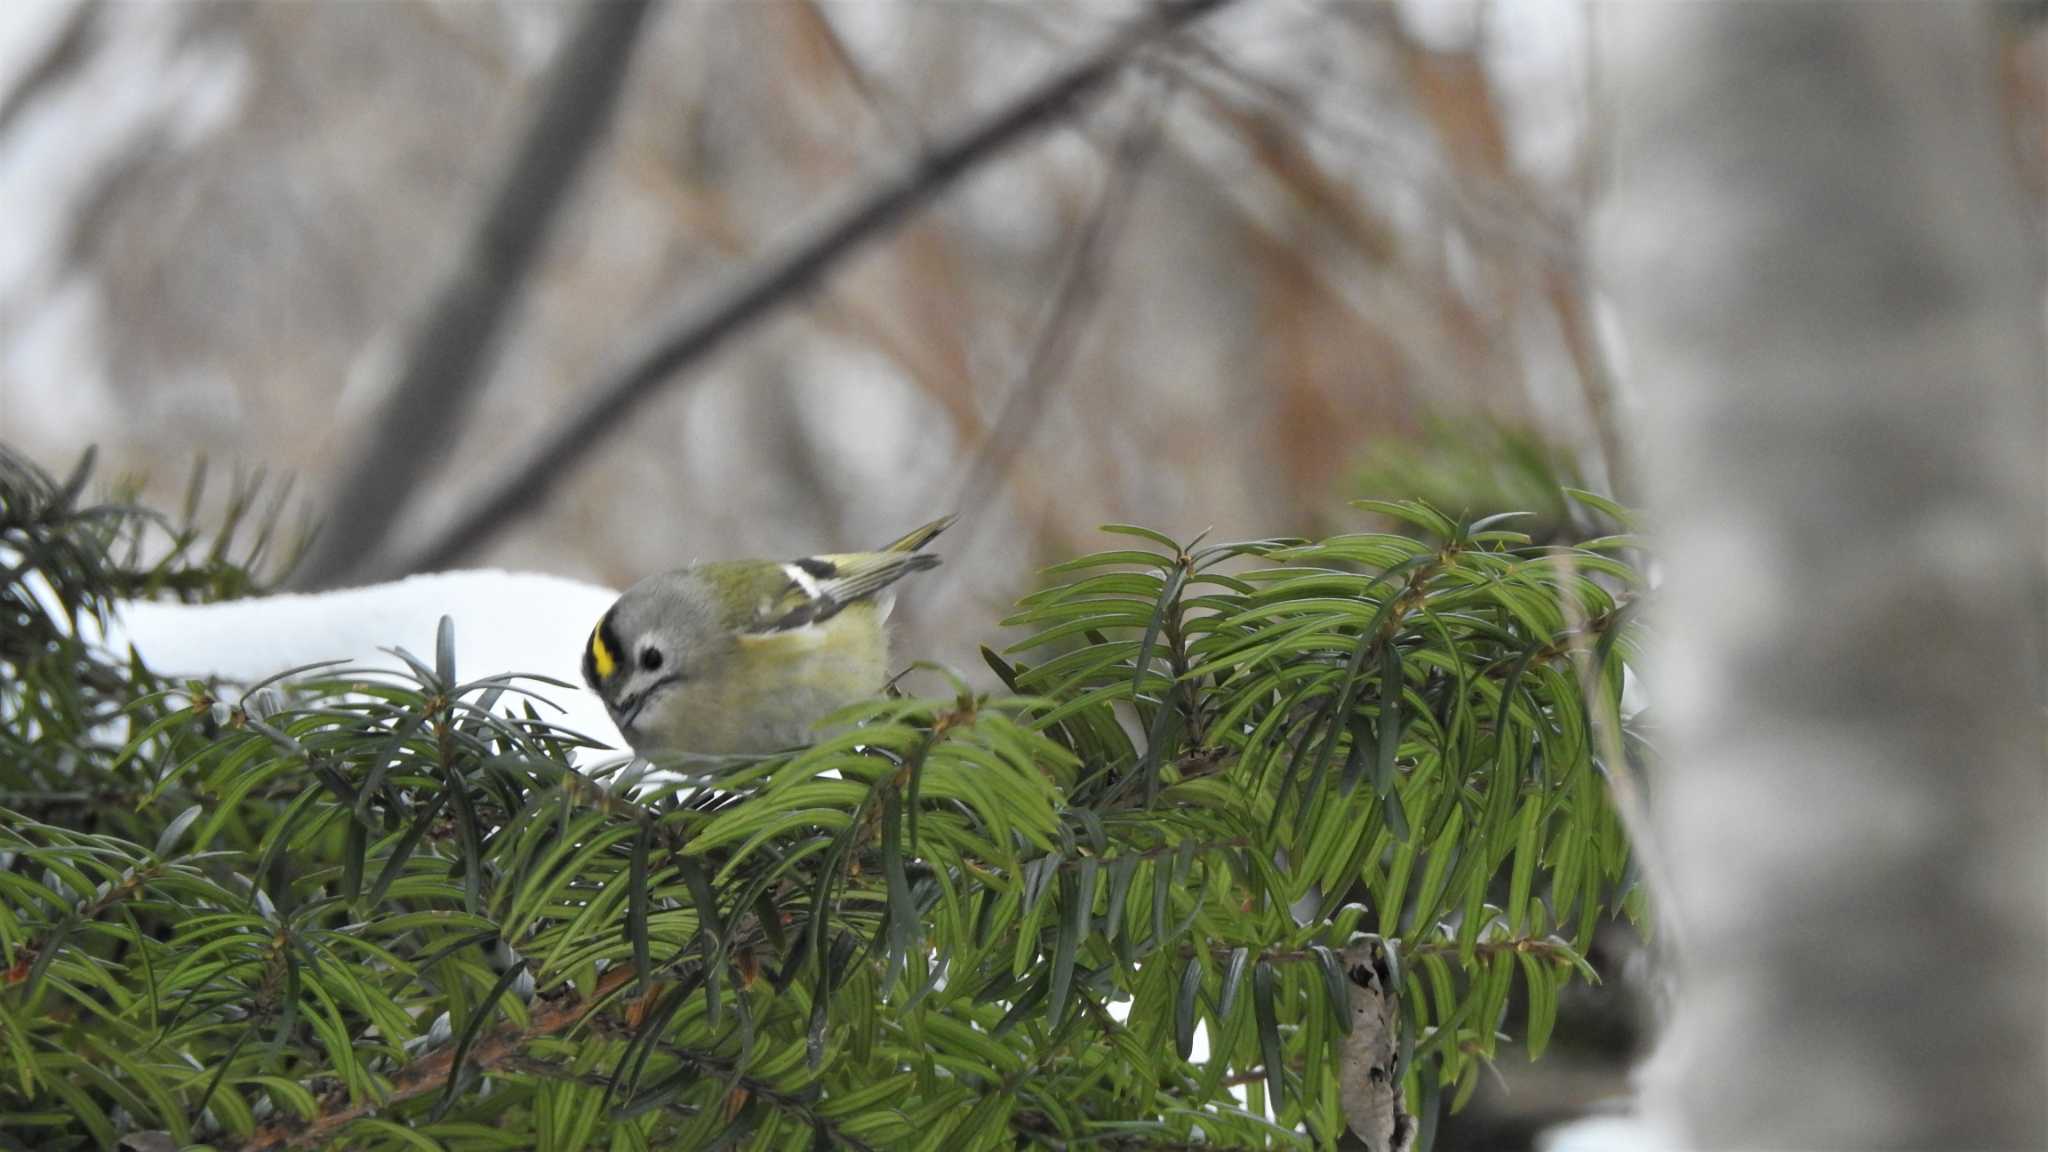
[1,449,1645,1150]
[1352,415,1608,545]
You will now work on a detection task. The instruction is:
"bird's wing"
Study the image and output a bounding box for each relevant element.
[739,516,953,636]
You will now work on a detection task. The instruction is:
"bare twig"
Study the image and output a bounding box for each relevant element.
[929,77,1170,599]
[295,1,656,588]
[378,0,1241,580]
[790,0,927,150]
[1163,29,1573,261]
[1166,48,1499,413]
[1382,16,1637,503]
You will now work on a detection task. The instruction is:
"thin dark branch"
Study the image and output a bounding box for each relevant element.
[377,0,1241,580]
[295,1,656,588]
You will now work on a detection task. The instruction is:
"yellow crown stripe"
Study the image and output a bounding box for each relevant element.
[589,626,616,681]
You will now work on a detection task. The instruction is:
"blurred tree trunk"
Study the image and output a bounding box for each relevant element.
[1594,5,2048,1148]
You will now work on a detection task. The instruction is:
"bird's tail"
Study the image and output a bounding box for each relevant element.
[878,514,955,556]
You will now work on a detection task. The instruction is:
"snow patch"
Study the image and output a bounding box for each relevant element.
[108,569,626,753]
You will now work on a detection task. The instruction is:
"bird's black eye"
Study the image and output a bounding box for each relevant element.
[639,647,664,672]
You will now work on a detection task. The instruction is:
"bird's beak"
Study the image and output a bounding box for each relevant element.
[614,673,684,734]
[615,691,647,731]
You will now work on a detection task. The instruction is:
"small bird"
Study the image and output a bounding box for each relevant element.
[582,517,952,758]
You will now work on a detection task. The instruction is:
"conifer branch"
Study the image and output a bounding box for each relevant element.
[4,447,1647,1149]
[235,967,640,1151]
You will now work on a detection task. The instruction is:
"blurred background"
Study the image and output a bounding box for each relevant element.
[0,0,1648,666]
[0,3,2042,1147]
